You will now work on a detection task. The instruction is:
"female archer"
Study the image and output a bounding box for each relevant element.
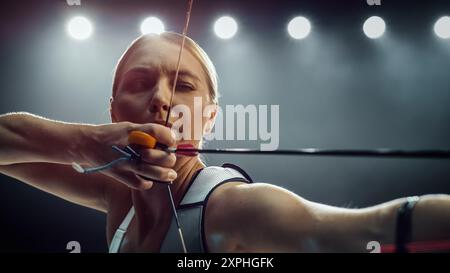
[1,32,449,253]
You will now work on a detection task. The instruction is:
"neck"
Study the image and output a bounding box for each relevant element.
[170,156,206,204]
[131,155,205,239]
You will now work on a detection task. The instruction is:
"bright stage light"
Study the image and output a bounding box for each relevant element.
[140,17,165,35]
[434,16,450,39]
[363,16,386,39]
[214,16,238,39]
[67,16,93,40]
[287,16,311,39]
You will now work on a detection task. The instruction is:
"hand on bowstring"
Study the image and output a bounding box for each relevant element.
[72,122,177,190]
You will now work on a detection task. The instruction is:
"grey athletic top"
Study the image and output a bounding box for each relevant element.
[109,163,253,253]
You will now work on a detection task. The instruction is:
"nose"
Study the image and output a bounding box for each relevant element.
[149,79,171,114]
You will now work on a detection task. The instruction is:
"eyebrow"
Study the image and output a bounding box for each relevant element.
[171,70,201,83]
[122,65,201,83]
[122,66,154,79]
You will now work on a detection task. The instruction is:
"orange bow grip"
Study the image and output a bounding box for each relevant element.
[128,131,157,149]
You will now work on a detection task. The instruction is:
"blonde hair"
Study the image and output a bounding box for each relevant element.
[112,32,219,103]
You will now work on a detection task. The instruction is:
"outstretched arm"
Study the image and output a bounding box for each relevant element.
[204,182,450,252]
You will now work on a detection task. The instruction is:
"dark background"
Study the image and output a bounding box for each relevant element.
[0,0,449,252]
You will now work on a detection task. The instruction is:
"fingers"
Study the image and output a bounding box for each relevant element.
[106,122,178,190]
[131,123,177,147]
[125,162,177,182]
[107,163,177,190]
[138,148,177,168]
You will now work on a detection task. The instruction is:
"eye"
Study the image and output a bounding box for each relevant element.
[176,82,195,92]
[128,79,151,92]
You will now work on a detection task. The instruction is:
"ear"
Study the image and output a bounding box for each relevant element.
[109,96,117,123]
[204,104,218,134]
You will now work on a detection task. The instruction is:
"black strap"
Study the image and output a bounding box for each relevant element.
[395,196,420,253]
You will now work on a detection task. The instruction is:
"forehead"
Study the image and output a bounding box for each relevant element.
[122,37,206,81]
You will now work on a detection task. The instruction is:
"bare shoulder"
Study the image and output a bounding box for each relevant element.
[204,182,297,252]
[206,182,299,214]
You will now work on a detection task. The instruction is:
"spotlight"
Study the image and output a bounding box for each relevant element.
[214,16,238,39]
[67,16,93,40]
[363,16,386,39]
[434,16,450,39]
[140,17,165,35]
[287,16,311,39]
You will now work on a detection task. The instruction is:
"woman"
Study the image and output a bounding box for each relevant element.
[0,32,449,253]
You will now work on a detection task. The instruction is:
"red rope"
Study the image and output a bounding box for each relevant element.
[381,240,450,253]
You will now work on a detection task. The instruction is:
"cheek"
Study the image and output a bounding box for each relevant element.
[172,96,211,141]
[181,95,211,127]
[113,93,149,122]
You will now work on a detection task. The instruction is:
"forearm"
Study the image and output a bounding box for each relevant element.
[376,194,450,245]
[0,112,90,165]
[313,194,450,252]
